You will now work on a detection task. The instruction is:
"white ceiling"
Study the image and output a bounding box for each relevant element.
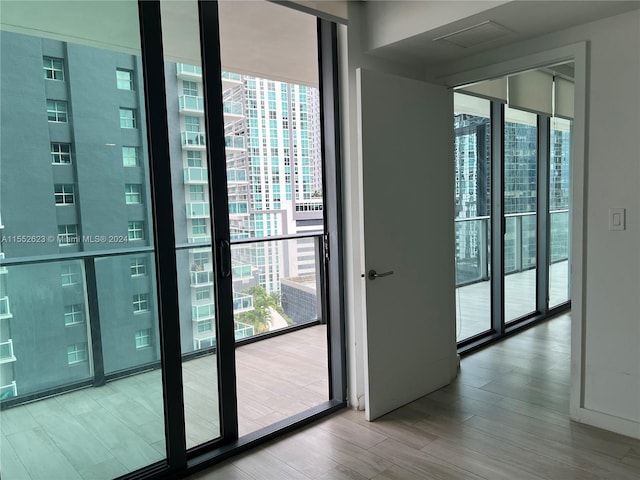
[366,0,640,67]
[1,0,319,87]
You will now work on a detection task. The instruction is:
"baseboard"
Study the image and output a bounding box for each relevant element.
[570,405,640,440]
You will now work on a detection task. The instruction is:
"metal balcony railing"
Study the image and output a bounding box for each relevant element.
[190,269,214,286]
[225,135,245,150]
[0,339,16,364]
[186,202,210,218]
[0,296,11,318]
[184,167,208,183]
[181,131,206,148]
[455,209,570,286]
[179,95,204,113]
[0,233,325,406]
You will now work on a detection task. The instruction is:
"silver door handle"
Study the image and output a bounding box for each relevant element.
[368,269,394,280]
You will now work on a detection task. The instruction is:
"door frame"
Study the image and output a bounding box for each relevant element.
[440,42,588,427]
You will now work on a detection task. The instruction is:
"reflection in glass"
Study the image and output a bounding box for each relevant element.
[549,117,571,307]
[453,93,492,341]
[504,106,538,322]
[0,2,166,477]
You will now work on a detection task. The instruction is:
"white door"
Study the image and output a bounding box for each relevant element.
[357,68,457,420]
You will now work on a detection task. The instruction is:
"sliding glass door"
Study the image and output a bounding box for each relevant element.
[454,71,573,348]
[0,1,344,478]
[503,106,538,323]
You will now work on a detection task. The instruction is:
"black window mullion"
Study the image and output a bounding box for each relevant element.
[317,19,346,404]
[137,0,187,472]
[198,0,239,443]
[537,115,551,315]
[491,101,505,335]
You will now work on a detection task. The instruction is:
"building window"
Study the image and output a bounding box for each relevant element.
[61,264,80,286]
[43,57,64,80]
[67,343,88,364]
[51,143,72,164]
[116,69,133,90]
[58,224,78,246]
[189,185,205,202]
[64,304,84,325]
[187,151,202,167]
[125,184,142,204]
[193,252,209,267]
[192,218,206,236]
[47,100,68,122]
[197,320,212,333]
[54,184,75,205]
[195,286,210,301]
[119,108,136,128]
[135,329,151,348]
[122,146,139,166]
[133,293,149,313]
[130,258,147,276]
[127,221,144,241]
[183,80,198,96]
[185,116,200,132]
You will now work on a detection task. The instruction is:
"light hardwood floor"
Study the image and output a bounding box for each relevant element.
[188,313,640,480]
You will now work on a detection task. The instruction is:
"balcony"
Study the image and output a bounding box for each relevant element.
[187,235,212,244]
[233,292,253,313]
[0,381,17,399]
[234,320,254,340]
[190,269,214,287]
[192,303,215,321]
[176,63,202,80]
[221,71,242,91]
[0,296,11,319]
[225,135,245,151]
[0,236,326,477]
[455,210,570,341]
[181,131,206,150]
[183,167,208,184]
[223,100,243,122]
[227,169,247,184]
[231,262,252,281]
[0,252,7,274]
[179,95,204,114]
[186,202,210,219]
[0,339,16,364]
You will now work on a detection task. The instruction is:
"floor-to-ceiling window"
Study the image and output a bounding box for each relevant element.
[0,1,344,478]
[454,94,492,341]
[454,67,573,349]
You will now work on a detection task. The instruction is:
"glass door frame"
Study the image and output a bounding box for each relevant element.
[135,1,346,478]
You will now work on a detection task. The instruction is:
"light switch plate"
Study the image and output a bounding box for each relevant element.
[609,208,626,231]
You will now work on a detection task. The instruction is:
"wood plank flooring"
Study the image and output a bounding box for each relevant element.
[188,313,640,480]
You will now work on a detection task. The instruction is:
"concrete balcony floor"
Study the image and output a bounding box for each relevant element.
[456,260,569,341]
[0,326,329,479]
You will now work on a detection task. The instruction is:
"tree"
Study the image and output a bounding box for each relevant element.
[235,286,278,334]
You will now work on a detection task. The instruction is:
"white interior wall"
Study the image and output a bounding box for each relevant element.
[429,10,640,439]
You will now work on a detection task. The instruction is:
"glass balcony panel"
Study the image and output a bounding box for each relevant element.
[181,131,207,148]
[504,105,538,323]
[184,167,208,183]
[549,117,572,308]
[186,202,210,218]
[179,95,204,113]
[453,93,491,342]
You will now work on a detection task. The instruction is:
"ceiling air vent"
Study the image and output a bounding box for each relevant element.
[433,21,513,48]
